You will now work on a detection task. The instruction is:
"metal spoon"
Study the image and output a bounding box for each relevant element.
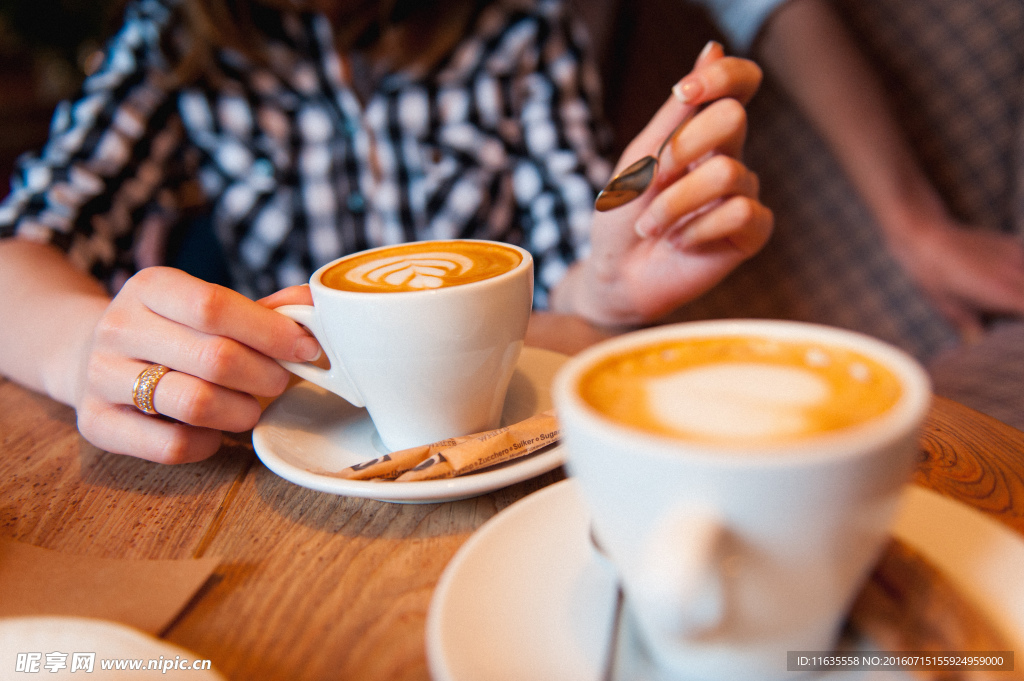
[594,107,700,212]
[589,525,625,681]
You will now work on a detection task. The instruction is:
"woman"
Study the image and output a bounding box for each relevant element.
[0,0,770,463]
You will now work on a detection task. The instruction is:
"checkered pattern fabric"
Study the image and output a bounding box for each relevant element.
[0,0,611,305]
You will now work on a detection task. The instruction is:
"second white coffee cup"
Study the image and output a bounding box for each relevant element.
[274,239,533,451]
[553,320,932,681]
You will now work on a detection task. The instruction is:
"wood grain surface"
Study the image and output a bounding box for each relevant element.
[916,397,1024,536]
[851,539,1023,681]
[1,365,1022,680]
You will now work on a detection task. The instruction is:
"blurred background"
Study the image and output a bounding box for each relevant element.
[0,0,716,187]
[0,0,123,180]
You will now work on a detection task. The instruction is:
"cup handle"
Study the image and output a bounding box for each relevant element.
[274,304,365,408]
[632,510,726,638]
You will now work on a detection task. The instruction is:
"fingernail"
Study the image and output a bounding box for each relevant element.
[672,76,703,104]
[696,40,721,65]
[295,335,322,362]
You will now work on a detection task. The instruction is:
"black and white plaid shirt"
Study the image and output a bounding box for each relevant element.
[0,0,611,305]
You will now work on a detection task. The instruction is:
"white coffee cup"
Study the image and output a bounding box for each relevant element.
[552,320,931,681]
[275,239,533,451]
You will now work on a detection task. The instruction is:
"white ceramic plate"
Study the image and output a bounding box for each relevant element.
[0,616,225,679]
[252,347,568,503]
[426,479,1024,681]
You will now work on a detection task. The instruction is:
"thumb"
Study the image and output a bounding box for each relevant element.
[258,284,314,309]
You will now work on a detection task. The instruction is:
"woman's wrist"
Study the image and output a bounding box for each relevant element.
[549,259,644,332]
[40,293,109,408]
[878,200,955,253]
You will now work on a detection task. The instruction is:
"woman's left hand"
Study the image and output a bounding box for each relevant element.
[552,41,773,327]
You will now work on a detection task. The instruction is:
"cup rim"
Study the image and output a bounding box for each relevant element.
[553,319,932,465]
[308,239,533,297]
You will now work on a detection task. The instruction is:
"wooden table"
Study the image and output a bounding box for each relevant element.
[2,315,1023,680]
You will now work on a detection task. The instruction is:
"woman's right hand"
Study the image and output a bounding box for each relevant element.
[886,216,1024,339]
[552,42,771,327]
[76,267,321,463]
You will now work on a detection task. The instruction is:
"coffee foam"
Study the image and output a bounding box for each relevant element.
[578,337,903,445]
[321,241,521,293]
[647,363,830,441]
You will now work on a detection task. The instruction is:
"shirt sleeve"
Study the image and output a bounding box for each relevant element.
[0,0,192,291]
[687,0,791,53]
[503,0,613,308]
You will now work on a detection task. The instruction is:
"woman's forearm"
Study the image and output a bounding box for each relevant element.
[757,0,950,234]
[0,239,110,406]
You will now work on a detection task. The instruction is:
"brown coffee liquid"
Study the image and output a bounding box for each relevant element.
[321,241,522,293]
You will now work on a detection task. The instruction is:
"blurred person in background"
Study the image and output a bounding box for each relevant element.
[679,0,1024,429]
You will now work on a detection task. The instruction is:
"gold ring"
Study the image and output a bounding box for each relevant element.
[132,364,171,415]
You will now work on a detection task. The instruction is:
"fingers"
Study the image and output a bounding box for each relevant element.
[258,284,314,309]
[125,315,290,397]
[77,396,224,464]
[895,224,1024,320]
[610,42,760,178]
[670,195,774,258]
[89,356,263,432]
[77,268,321,464]
[673,46,763,107]
[579,44,770,329]
[635,154,760,238]
[147,368,262,431]
[656,97,748,190]
[94,293,293,398]
[947,236,1024,315]
[126,268,320,363]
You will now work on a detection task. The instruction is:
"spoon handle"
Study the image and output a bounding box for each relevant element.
[655,106,701,161]
[594,105,703,212]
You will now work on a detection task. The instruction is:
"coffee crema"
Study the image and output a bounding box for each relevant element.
[321,241,522,293]
[577,336,904,445]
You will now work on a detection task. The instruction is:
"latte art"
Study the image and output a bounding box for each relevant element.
[346,253,474,290]
[646,363,832,441]
[321,240,522,293]
[578,336,904,445]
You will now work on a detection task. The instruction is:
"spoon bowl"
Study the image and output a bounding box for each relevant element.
[594,107,700,212]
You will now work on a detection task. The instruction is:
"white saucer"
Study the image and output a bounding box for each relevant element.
[252,347,568,503]
[426,479,1024,681]
[0,616,225,679]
